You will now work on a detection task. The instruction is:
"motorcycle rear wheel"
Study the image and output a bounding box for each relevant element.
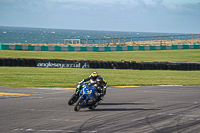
[74,98,84,111]
[68,93,79,105]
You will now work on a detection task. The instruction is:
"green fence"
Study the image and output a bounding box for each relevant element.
[0,44,199,51]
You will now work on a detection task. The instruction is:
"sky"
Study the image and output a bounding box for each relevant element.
[0,0,200,33]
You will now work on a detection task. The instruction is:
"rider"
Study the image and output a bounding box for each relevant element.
[94,76,107,102]
[76,72,107,98]
[76,72,100,92]
[79,72,100,84]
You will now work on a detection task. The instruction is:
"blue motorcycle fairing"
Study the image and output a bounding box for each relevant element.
[79,83,98,107]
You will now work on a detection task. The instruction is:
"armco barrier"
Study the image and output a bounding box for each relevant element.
[0,44,199,51]
[0,58,200,70]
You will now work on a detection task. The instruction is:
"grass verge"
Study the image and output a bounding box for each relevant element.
[0,67,200,87]
[0,49,200,62]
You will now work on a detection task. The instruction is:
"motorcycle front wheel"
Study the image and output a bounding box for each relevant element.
[68,93,79,105]
[74,97,84,111]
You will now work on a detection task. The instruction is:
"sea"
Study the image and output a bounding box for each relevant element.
[0,26,189,44]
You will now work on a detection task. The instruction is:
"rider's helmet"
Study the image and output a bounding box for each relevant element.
[91,72,99,80]
[96,77,103,86]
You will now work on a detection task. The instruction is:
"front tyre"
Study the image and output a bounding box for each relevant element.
[68,93,79,105]
[74,98,84,111]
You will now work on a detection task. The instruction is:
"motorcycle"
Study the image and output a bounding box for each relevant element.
[68,82,84,105]
[74,82,99,111]
[68,82,100,106]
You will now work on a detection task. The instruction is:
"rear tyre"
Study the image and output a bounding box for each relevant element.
[74,98,84,111]
[68,93,79,105]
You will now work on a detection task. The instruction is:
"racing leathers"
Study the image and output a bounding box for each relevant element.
[76,72,101,92]
[94,77,107,102]
[79,74,101,84]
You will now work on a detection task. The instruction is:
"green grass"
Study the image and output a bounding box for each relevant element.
[0,49,200,87]
[0,49,200,62]
[0,67,200,87]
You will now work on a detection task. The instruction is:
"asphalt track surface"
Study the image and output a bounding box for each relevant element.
[0,85,200,133]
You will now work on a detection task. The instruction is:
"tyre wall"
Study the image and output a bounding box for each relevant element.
[0,58,200,70]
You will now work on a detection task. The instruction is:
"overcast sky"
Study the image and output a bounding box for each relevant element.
[0,0,199,33]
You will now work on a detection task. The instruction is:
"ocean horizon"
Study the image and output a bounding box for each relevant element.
[0,26,188,44]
